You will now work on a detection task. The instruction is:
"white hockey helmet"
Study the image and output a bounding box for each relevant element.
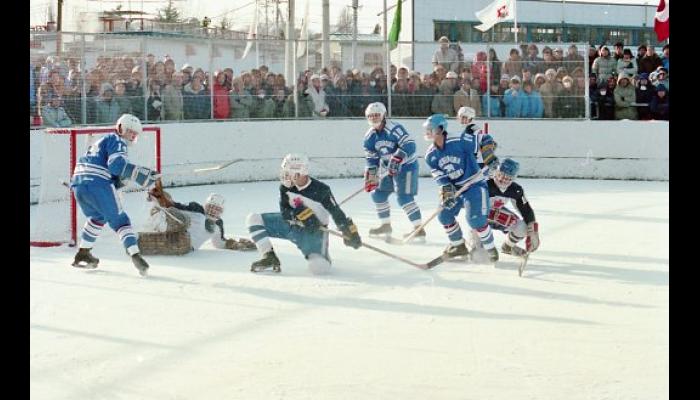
[116,113,143,145]
[280,153,310,188]
[204,193,225,220]
[457,106,476,125]
[365,102,387,129]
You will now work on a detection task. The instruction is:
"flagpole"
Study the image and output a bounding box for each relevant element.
[514,0,518,44]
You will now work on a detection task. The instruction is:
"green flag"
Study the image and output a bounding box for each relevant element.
[388,0,402,50]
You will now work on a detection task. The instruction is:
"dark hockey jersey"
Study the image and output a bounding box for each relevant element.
[487,179,536,224]
[279,177,351,229]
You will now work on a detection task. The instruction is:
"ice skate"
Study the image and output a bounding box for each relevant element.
[443,242,469,260]
[131,253,150,276]
[501,242,526,257]
[487,247,499,263]
[403,227,426,243]
[368,223,392,238]
[251,250,281,273]
[71,248,99,269]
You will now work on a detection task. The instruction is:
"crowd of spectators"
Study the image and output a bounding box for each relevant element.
[29,38,669,128]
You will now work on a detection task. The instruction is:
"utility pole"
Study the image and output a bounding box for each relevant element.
[352,0,358,69]
[285,0,295,85]
[57,0,64,31]
[322,0,330,69]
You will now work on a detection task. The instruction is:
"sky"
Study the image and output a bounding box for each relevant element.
[29,0,657,34]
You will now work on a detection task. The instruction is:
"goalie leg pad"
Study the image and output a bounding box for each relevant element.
[137,231,193,255]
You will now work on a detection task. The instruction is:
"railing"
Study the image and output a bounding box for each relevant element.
[30,32,667,128]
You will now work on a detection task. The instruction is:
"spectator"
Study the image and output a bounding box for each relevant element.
[635,45,647,73]
[451,42,466,73]
[146,78,163,121]
[30,64,36,115]
[471,77,483,96]
[374,76,390,108]
[542,47,559,74]
[588,73,600,119]
[521,67,533,86]
[390,78,410,117]
[183,75,211,120]
[521,80,544,118]
[483,82,503,118]
[503,48,522,80]
[554,76,584,118]
[181,64,193,86]
[533,73,546,92]
[405,73,421,117]
[63,69,83,124]
[327,76,352,117]
[350,74,377,116]
[163,58,176,85]
[613,74,637,120]
[488,48,502,86]
[306,74,329,118]
[41,91,72,127]
[503,76,525,118]
[635,73,654,120]
[113,79,133,116]
[250,88,276,118]
[540,68,561,118]
[661,44,669,72]
[432,36,459,72]
[653,67,669,91]
[212,70,230,119]
[283,81,315,118]
[597,76,617,120]
[453,78,482,117]
[613,41,625,61]
[229,78,253,119]
[471,51,489,93]
[592,45,616,83]
[444,71,459,92]
[498,74,510,95]
[127,66,145,120]
[431,79,456,116]
[162,71,184,121]
[153,61,167,89]
[523,44,543,75]
[617,49,638,77]
[588,45,599,72]
[639,45,662,74]
[553,47,565,69]
[270,88,287,118]
[320,74,333,94]
[414,74,436,117]
[95,83,120,124]
[565,44,584,64]
[649,84,669,120]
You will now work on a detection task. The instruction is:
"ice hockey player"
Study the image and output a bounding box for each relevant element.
[246,154,362,274]
[362,102,424,240]
[487,158,540,257]
[423,114,498,262]
[69,113,159,275]
[456,106,499,172]
[139,180,256,254]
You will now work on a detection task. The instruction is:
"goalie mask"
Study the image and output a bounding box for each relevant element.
[280,153,310,188]
[423,114,447,141]
[494,158,520,191]
[116,113,143,145]
[365,102,387,129]
[457,106,476,126]
[204,193,225,220]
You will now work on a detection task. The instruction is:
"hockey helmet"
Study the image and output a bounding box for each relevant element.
[116,113,143,145]
[365,102,387,129]
[495,158,520,190]
[280,153,310,188]
[423,114,448,141]
[457,106,476,125]
[204,193,225,220]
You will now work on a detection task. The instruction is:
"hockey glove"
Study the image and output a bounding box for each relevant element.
[440,184,458,209]
[364,167,379,192]
[123,163,160,188]
[526,222,540,252]
[293,206,322,231]
[387,149,406,176]
[148,179,174,208]
[339,218,362,249]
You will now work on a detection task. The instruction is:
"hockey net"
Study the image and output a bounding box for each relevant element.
[30,126,161,247]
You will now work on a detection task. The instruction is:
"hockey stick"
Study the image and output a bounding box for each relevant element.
[338,170,390,206]
[193,158,244,173]
[402,166,489,244]
[320,227,439,270]
[151,203,186,226]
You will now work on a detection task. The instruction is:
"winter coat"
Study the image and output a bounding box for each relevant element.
[596,86,616,120]
[471,52,489,93]
[229,89,253,119]
[282,92,314,118]
[250,96,276,118]
[482,94,502,118]
[589,83,601,119]
[182,83,211,120]
[412,86,435,117]
[126,83,145,120]
[503,59,522,79]
[95,97,121,124]
[431,81,456,116]
[453,88,482,117]
[553,88,585,118]
[638,54,662,74]
[41,105,72,127]
[521,90,544,118]
[592,55,617,83]
[305,86,329,116]
[616,58,638,78]
[390,90,410,117]
[503,88,526,118]
[146,94,163,121]
[613,79,638,120]
[326,87,353,117]
[539,81,562,118]
[212,82,230,119]
[161,84,184,121]
[114,95,133,117]
[650,93,669,120]
[635,83,655,120]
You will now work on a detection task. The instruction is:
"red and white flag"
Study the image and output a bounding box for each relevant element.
[475,0,516,32]
[654,0,669,42]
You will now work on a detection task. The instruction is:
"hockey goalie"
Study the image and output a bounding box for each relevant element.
[138,180,256,255]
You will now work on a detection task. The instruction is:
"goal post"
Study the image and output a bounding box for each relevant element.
[30,126,161,247]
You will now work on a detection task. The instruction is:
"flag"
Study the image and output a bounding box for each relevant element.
[474,0,516,32]
[388,0,402,50]
[654,0,669,42]
[242,2,258,60]
[296,0,310,59]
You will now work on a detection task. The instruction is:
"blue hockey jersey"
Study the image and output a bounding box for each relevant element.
[363,121,417,169]
[71,132,130,186]
[425,131,484,187]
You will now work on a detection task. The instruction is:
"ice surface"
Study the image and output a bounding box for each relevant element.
[30,178,669,400]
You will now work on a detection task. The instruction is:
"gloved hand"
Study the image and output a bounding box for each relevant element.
[123,163,160,188]
[440,184,458,209]
[147,179,174,208]
[339,218,362,249]
[387,150,406,176]
[364,167,379,192]
[526,222,540,252]
[293,206,321,231]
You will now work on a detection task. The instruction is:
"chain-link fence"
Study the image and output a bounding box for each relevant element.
[30,32,667,127]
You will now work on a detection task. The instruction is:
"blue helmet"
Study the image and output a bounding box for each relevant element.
[498,158,520,177]
[423,114,448,132]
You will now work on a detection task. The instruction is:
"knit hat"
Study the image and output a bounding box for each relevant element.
[510,75,521,83]
[446,71,458,79]
[639,72,649,80]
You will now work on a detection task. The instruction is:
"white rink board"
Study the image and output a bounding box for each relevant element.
[30,119,668,202]
[30,178,669,400]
